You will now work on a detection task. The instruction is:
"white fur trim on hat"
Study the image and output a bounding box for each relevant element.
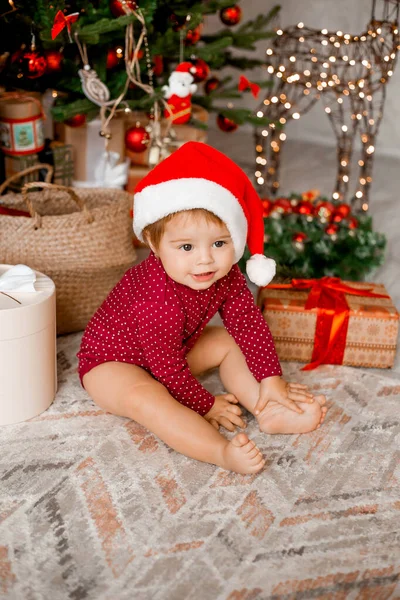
[246,254,276,286]
[134,178,247,262]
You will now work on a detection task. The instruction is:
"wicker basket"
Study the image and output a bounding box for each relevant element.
[0,165,136,334]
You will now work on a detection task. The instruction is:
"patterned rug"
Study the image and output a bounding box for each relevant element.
[0,331,399,600]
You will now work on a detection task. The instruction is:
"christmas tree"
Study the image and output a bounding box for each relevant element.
[0,0,279,129]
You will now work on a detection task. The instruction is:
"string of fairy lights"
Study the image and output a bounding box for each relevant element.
[254,0,400,213]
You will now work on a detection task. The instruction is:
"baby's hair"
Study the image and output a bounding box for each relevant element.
[142,208,224,250]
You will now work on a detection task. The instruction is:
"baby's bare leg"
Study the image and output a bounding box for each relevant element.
[188,327,327,434]
[82,362,265,474]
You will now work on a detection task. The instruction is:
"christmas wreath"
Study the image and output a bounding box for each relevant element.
[239,190,386,281]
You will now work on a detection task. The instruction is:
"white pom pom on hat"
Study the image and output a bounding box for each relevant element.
[133,141,276,286]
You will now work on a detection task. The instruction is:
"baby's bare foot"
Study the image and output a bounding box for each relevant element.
[219,432,265,474]
[257,395,328,435]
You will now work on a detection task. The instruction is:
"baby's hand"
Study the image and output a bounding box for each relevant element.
[204,393,246,432]
[254,376,314,416]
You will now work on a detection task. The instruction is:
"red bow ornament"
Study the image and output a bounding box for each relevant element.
[238,75,260,98]
[51,11,79,41]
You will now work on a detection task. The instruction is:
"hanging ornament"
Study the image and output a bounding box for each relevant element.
[44,49,63,73]
[205,77,220,94]
[51,10,79,42]
[325,224,339,236]
[65,114,86,127]
[109,0,137,18]
[217,114,238,133]
[184,25,202,46]
[162,62,197,124]
[294,200,314,216]
[315,200,335,221]
[262,199,272,217]
[17,46,47,79]
[125,125,150,153]
[220,5,242,26]
[189,58,210,83]
[106,47,120,70]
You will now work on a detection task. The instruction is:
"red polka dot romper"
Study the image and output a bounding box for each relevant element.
[77,252,282,416]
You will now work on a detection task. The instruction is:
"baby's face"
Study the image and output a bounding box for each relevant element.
[155,212,235,290]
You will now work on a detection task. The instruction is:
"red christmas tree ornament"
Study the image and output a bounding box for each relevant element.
[348,216,358,229]
[44,49,63,73]
[262,198,272,217]
[292,232,308,243]
[189,58,210,83]
[184,25,202,45]
[106,47,120,69]
[325,224,339,235]
[65,114,86,128]
[162,62,197,124]
[110,0,137,17]
[205,77,220,94]
[18,48,47,79]
[331,209,345,223]
[272,197,292,213]
[216,114,238,133]
[125,125,150,153]
[220,5,242,26]
[315,200,335,220]
[294,200,314,216]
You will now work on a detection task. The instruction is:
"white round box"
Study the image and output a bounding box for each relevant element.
[0,265,57,425]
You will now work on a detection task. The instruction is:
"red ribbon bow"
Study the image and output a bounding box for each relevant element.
[238,75,260,98]
[51,10,79,41]
[266,277,389,370]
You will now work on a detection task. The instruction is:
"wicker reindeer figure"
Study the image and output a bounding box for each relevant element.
[254,0,400,211]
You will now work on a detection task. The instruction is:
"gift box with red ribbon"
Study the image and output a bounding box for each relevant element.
[257,277,399,369]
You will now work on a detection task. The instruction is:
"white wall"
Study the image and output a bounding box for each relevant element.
[204,0,400,157]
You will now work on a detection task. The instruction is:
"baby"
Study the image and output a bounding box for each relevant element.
[78,142,327,474]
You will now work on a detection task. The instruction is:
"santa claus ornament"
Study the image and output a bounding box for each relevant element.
[162,62,197,124]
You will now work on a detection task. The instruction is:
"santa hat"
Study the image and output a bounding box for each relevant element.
[174,61,196,77]
[133,141,276,286]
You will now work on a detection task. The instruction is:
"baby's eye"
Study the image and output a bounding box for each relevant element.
[213,240,226,248]
[180,244,193,252]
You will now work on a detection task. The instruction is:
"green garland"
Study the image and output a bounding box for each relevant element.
[239,193,386,281]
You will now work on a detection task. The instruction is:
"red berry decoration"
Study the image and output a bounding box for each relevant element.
[335,202,351,218]
[325,224,339,235]
[348,216,358,229]
[292,232,308,243]
[110,0,137,17]
[185,25,202,46]
[315,200,335,220]
[294,200,314,216]
[262,198,272,217]
[220,5,242,26]
[205,77,220,94]
[190,58,210,83]
[125,125,150,153]
[45,49,63,73]
[18,49,47,79]
[216,114,238,133]
[65,114,86,128]
[272,197,292,213]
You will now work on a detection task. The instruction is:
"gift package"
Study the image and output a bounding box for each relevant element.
[257,277,399,369]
